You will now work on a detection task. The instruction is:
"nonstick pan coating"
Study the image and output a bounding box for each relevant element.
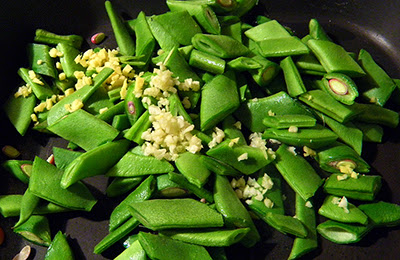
[0,0,399,259]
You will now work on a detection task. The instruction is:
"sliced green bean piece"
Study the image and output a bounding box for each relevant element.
[317,113,363,155]
[227,56,262,71]
[47,109,120,152]
[115,240,147,260]
[349,102,399,128]
[295,53,326,75]
[244,20,291,42]
[288,195,318,259]
[96,101,125,123]
[358,201,400,227]
[321,73,359,105]
[274,144,323,201]
[263,114,316,129]
[47,67,114,125]
[0,195,70,218]
[192,33,249,58]
[160,228,250,247]
[318,195,368,225]
[249,56,281,87]
[169,92,193,124]
[280,56,307,97]
[167,2,221,35]
[29,157,97,211]
[147,15,180,51]
[207,140,275,175]
[153,11,202,46]
[2,160,32,183]
[44,231,74,260]
[83,86,114,115]
[189,49,226,74]
[309,18,332,41]
[52,147,83,170]
[106,176,143,197]
[134,11,156,68]
[229,0,258,17]
[18,68,53,100]
[156,174,189,198]
[315,142,370,174]
[175,152,211,188]
[34,29,83,49]
[105,0,135,56]
[299,89,358,123]
[14,189,40,228]
[106,151,174,177]
[221,21,242,42]
[317,220,372,244]
[109,175,156,231]
[138,232,212,260]
[56,43,84,78]
[306,39,365,77]
[256,37,309,58]
[234,91,313,132]
[214,175,260,247]
[124,110,152,144]
[323,174,382,201]
[168,172,214,203]
[261,212,308,238]
[112,114,131,131]
[94,217,140,254]
[61,139,130,188]
[200,71,240,131]
[263,124,338,149]
[353,122,384,143]
[357,49,396,106]
[28,43,58,78]
[4,93,36,136]
[129,198,224,230]
[200,155,242,177]
[14,215,52,247]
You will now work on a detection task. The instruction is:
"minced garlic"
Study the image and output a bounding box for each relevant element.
[64,99,83,113]
[208,127,225,149]
[237,153,248,161]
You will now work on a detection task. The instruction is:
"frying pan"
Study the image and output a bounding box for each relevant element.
[1,0,399,259]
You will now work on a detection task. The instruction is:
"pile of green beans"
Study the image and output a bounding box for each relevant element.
[2,0,400,259]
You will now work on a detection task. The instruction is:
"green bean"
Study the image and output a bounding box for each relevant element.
[28,43,58,78]
[104,1,135,56]
[115,239,147,260]
[176,152,211,188]
[189,49,226,74]
[280,56,307,97]
[44,231,74,260]
[34,29,83,49]
[2,160,32,183]
[14,215,52,247]
[14,189,41,228]
[359,201,400,227]
[138,232,213,260]
[168,172,214,203]
[106,176,144,197]
[274,144,323,201]
[317,220,372,244]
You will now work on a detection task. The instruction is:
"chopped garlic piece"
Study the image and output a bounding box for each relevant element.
[58,72,66,81]
[305,201,313,208]
[237,153,248,161]
[37,60,43,65]
[264,197,274,208]
[56,61,63,70]
[261,173,274,190]
[245,199,253,205]
[268,110,275,116]
[64,88,75,96]
[288,125,298,133]
[14,85,32,98]
[303,146,316,157]
[181,96,191,109]
[208,127,225,149]
[64,99,83,113]
[233,121,242,130]
[99,107,108,114]
[287,146,297,155]
[34,102,47,113]
[338,196,350,213]
[235,189,243,199]
[30,114,38,122]
[229,137,240,147]
[337,174,349,181]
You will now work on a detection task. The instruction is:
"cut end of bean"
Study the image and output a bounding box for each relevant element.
[21,164,33,177]
[2,145,20,158]
[127,101,136,115]
[12,245,31,260]
[218,0,235,8]
[262,67,276,82]
[91,32,106,45]
[329,78,348,95]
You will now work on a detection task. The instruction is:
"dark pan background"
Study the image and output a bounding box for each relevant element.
[0,0,399,259]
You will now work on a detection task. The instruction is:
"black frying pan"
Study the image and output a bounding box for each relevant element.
[1,0,399,259]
